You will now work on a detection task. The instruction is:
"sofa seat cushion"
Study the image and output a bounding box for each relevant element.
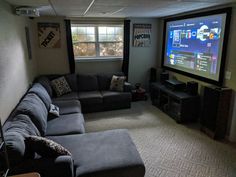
[52,92,79,102]
[49,129,145,177]
[78,91,103,105]
[46,113,85,136]
[53,100,82,115]
[101,91,131,103]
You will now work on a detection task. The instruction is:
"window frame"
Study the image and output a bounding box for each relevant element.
[71,24,124,61]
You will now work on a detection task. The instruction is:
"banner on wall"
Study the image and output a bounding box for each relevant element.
[133,24,152,47]
[38,23,61,48]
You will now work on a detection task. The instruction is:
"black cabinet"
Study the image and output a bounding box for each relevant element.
[150,82,200,123]
[200,86,232,139]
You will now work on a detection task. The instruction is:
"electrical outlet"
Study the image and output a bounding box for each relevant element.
[225,71,231,80]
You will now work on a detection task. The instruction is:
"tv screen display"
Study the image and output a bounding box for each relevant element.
[162,8,231,85]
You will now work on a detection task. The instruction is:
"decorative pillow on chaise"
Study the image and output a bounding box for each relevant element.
[110,75,126,92]
[51,76,72,97]
[26,136,71,157]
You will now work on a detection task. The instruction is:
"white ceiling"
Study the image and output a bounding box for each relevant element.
[5,0,236,18]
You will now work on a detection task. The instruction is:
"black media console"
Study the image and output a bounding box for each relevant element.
[150,82,200,123]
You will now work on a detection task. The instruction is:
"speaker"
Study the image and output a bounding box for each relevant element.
[160,72,169,84]
[186,81,198,95]
[150,68,157,82]
[201,86,232,139]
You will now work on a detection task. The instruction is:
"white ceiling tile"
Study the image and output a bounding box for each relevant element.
[5,0,50,6]
[5,0,236,17]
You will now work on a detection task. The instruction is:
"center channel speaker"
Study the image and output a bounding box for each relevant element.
[186,81,198,95]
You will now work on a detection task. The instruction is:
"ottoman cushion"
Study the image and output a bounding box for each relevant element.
[49,129,145,177]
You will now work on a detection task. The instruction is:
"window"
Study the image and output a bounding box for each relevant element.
[71,24,123,60]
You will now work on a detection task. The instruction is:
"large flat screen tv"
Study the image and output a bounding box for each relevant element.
[162,8,231,85]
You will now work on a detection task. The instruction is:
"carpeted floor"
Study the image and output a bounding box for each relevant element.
[84,101,236,177]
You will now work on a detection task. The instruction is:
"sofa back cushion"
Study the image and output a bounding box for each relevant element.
[77,74,99,91]
[28,83,52,110]
[65,74,77,92]
[4,114,41,137]
[13,93,48,136]
[36,76,53,97]
[97,72,124,90]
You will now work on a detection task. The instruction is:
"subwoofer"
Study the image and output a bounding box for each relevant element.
[150,68,157,82]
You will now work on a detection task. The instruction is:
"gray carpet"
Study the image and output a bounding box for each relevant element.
[84,101,236,177]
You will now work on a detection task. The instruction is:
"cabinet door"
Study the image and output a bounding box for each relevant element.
[169,98,181,121]
[150,87,160,106]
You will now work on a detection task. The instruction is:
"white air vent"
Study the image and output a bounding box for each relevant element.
[16,7,40,17]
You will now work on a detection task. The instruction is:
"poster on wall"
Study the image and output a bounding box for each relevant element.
[38,23,61,48]
[133,24,152,47]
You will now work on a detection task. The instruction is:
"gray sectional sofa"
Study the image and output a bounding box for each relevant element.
[37,73,132,113]
[2,73,145,177]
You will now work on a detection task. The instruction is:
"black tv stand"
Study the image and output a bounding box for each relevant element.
[150,82,200,123]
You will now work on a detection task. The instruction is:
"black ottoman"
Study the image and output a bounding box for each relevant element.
[49,129,145,177]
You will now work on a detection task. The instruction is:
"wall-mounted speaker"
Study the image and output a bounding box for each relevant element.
[160,72,169,84]
[186,81,198,95]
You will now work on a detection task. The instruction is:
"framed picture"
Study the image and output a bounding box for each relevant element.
[133,24,152,47]
[25,26,32,60]
[38,23,61,48]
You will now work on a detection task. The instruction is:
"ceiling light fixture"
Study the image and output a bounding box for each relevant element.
[83,0,95,16]
[110,7,125,15]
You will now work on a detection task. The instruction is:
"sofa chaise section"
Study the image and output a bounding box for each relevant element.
[49,129,145,177]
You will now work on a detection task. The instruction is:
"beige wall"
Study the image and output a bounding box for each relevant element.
[75,60,123,74]
[128,18,159,89]
[0,1,37,123]
[31,17,70,75]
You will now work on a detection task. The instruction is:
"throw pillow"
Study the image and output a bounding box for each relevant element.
[51,76,72,97]
[26,136,72,157]
[49,104,60,117]
[110,75,126,92]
